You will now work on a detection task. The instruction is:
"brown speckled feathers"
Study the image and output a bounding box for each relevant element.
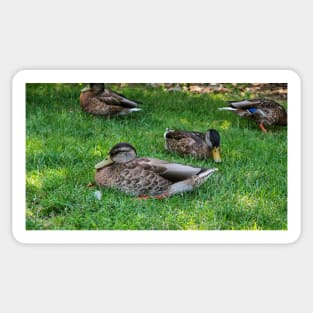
[95,143,217,198]
[164,129,221,162]
[80,84,141,117]
[219,98,287,131]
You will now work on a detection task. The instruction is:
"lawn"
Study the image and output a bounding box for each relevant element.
[26,83,287,230]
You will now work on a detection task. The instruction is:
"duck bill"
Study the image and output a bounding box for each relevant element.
[81,86,91,92]
[95,156,113,169]
[212,147,221,163]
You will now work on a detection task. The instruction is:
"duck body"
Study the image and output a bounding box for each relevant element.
[219,98,287,132]
[80,83,141,117]
[164,128,221,162]
[95,143,217,198]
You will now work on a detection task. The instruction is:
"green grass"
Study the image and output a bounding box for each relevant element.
[26,83,287,230]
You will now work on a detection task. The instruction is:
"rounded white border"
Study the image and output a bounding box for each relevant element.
[12,70,301,244]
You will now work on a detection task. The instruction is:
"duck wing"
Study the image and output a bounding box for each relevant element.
[227,99,263,109]
[88,97,125,115]
[96,89,140,108]
[134,157,205,182]
[111,89,142,104]
[227,98,282,109]
[165,129,205,144]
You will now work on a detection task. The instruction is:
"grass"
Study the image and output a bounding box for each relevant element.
[26,83,287,230]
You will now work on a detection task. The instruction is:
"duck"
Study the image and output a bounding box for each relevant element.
[219,98,287,132]
[164,128,221,162]
[94,142,218,199]
[80,83,142,117]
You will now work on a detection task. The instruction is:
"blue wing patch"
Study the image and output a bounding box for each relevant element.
[247,107,257,113]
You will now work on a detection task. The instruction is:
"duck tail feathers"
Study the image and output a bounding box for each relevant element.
[128,108,142,112]
[168,168,218,196]
[164,127,174,134]
[219,107,238,111]
[197,168,218,180]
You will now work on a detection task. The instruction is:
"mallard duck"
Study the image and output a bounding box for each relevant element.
[164,128,221,162]
[80,83,142,117]
[95,142,218,199]
[219,98,287,132]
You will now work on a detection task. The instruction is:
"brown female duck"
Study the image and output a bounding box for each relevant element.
[219,98,287,132]
[164,128,221,162]
[80,83,142,117]
[95,142,217,199]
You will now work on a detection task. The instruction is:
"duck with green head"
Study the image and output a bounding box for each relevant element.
[164,128,221,162]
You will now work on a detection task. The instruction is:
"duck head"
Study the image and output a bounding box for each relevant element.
[95,142,137,169]
[205,129,221,163]
[81,83,105,93]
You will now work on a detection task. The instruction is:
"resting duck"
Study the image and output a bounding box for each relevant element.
[80,83,142,117]
[94,142,218,199]
[219,98,287,132]
[164,128,221,162]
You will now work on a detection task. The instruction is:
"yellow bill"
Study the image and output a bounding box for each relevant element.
[80,86,91,92]
[95,156,113,169]
[212,147,221,163]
